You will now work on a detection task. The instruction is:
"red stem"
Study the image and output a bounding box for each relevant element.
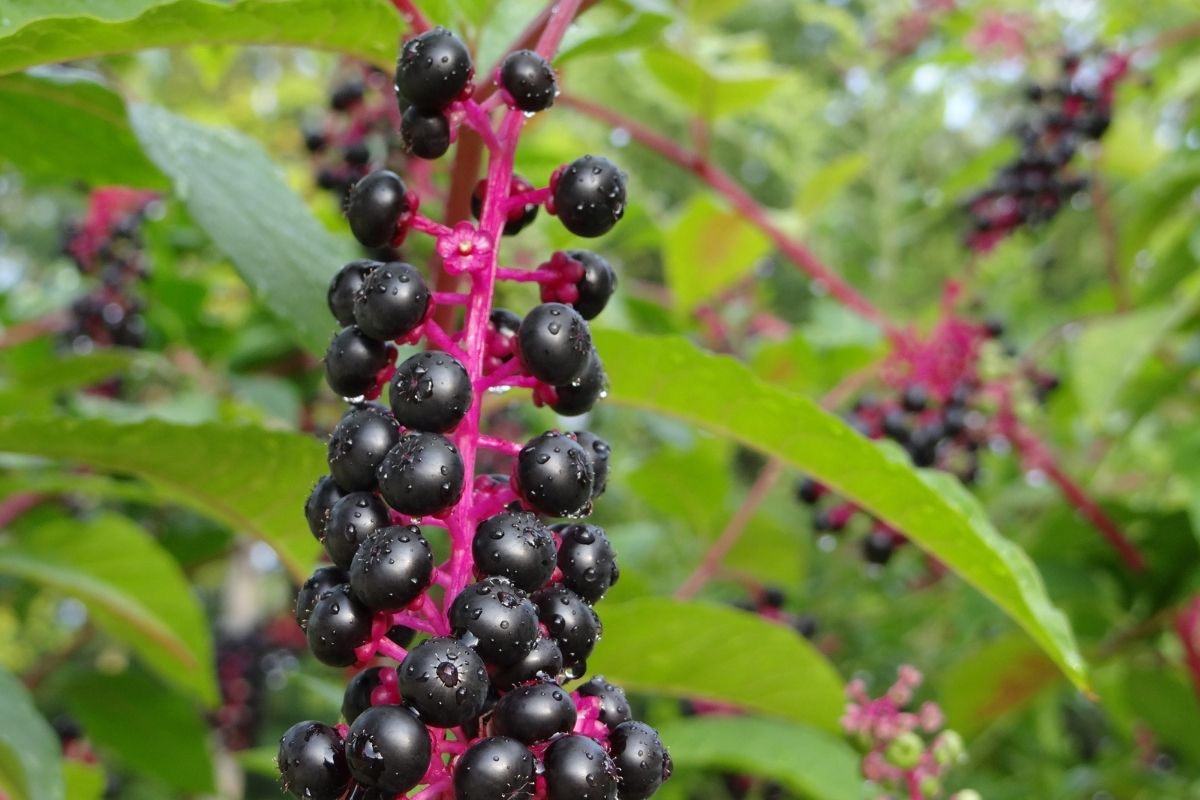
[560,95,902,340]
[1174,596,1200,701]
[390,0,431,33]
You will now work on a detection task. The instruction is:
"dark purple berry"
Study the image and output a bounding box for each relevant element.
[882,410,911,444]
[543,735,617,800]
[350,525,434,611]
[490,636,564,690]
[901,385,928,413]
[295,566,349,631]
[328,404,400,492]
[491,681,576,744]
[609,721,670,800]
[331,81,365,111]
[345,142,371,166]
[305,476,347,541]
[353,262,430,341]
[342,666,386,724]
[553,155,627,238]
[454,736,535,800]
[577,675,632,729]
[325,492,390,570]
[395,28,473,112]
[499,50,557,113]
[277,721,351,800]
[795,478,821,506]
[471,511,556,593]
[571,431,610,498]
[328,261,380,327]
[490,308,521,341]
[449,577,540,667]
[346,170,409,248]
[554,523,618,603]
[563,251,616,319]
[346,705,431,794]
[377,432,465,517]
[325,326,388,399]
[862,530,896,565]
[306,583,373,667]
[514,431,594,518]
[304,128,328,153]
[401,107,451,159]
[397,636,489,727]
[533,585,601,672]
[549,351,606,417]
[389,350,472,433]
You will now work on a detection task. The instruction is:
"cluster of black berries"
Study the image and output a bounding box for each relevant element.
[965,50,1129,253]
[278,25,667,800]
[61,189,155,355]
[213,617,306,752]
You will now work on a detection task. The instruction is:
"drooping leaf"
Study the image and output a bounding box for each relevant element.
[129,103,352,354]
[656,715,861,800]
[587,598,845,732]
[594,329,1088,690]
[0,71,164,187]
[941,634,1059,735]
[0,416,324,581]
[0,668,64,800]
[0,0,403,76]
[663,194,772,312]
[0,513,217,705]
[557,7,673,63]
[62,667,215,793]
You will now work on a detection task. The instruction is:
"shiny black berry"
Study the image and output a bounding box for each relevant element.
[564,251,616,319]
[609,721,670,800]
[353,262,430,341]
[549,352,607,417]
[795,478,821,506]
[346,705,431,795]
[491,681,577,744]
[325,492,390,570]
[390,350,472,433]
[901,385,928,413]
[534,585,601,671]
[499,50,556,112]
[454,736,535,800]
[305,476,347,541]
[377,432,465,516]
[346,170,409,248]
[515,431,594,518]
[471,511,556,593]
[490,635,564,690]
[862,530,896,565]
[401,107,451,159]
[350,525,434,611]
[395,28,473,112]
[449,578,540,667]
[328,261,380,327]
[554,523,618,603]
[471,176,539,236]
[342,666,387,724]
[325,326,388,399]
[553,155,627,238]
[277,721,351,800]
[577,675,632,729]
[397,636,489,727]
[306,583,373,667]
[571,431,610,498]
[295,565,350,631]
[328,404,400,491]
[543,735,617,800]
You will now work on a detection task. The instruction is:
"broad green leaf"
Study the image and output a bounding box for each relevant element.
[663,194,772,312]
[557,8,672,64]
[129,103,353,354]
[941,634,1059,736]
[794,152,868,217]
[0,513,217,705]
[643,49,783,118]
[588,598,845,732]
[0,668,64,800]
[62,667,215,793]
[62,761,105,800]
[0,72,164,187]
[0,416,324,581]
[656,716,860,800]
[594,329,1088,690]
[0,0,403,76]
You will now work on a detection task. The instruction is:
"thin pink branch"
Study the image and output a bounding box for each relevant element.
[390,0,431,33]
[1174,596,1200,701]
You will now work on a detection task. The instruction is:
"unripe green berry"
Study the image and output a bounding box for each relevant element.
[920,776,942,797]
[886,731,924,770]
[951,791,982,800]
[934,730,967,766]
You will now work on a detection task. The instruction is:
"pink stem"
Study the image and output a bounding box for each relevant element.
[457,100,502,152]
[375,637,409,663]
[389,611,437,634]
[505,187,553,210]
[410,779,452,800]
[390,0,431,33]
[411,214,453,238]
[1175,596,1200,701]
[423,319,468,360]
[476,356,527,392]
[496,267,556,283]
[432,292,471,305]
[478,434,522,456]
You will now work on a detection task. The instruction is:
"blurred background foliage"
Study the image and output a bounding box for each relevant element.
[0,0,1199,798]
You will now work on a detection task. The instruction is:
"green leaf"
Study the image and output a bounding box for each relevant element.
[62,761,105,800]
[0,513,217,705]
[663,194,772,312]
[643,49,783,118]
[941,634,1059,736]
[587,598,845,732]
[0,416,324,581]
[794,152,868,217]
[594,329,1088,691]
[0,72,164,187]
[0,0,403,76]
[129,103,353,355]
[557,8,673,64]
[62,666,214,793]
[655,716,860,800]
[0,668,64,800]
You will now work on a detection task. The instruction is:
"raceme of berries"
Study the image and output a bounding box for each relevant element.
[280,18,668,800]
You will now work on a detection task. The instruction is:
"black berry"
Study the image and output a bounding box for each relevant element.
[306,583,373,667]
[350,525,434,611]
[521,301,598,387]
[401,106,451,159]
[533,585,601,671]
[609,721,670,800]
[554,523,618,603]
[342,666,387,724]
[454,736,535,800]
[377,432,465,516]
[353,262,430,341]
[295,565,350,631]
[346,705,431,795]
[515,431,595,518]
[549,351,606,417]
[901,384,928,413]
[328,261,379,327]
[553,155,627,238]
[325,326,388,399]
[491,681,577,744]
[395,28,473,112]
[571,431,610,498]
[305,475,347,541]
[390,350,472,433]
[795,478,821,506]
[543,734,617,800]
[577,675,632,729]
[346,170,409,249]
[277,721,351,800]
[563,251,616,319]
[490,635,564,690]
[499,50,557,112]
[325,492,390,570]
[862,530,896,565]
[449,577,540,667]
[471,176,539,236]
[330,81,365,111]
[397,636,489,727]
[328,404,400,491]
[471,511,556,593]
[345,142,371,166]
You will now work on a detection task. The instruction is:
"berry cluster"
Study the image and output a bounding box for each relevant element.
[965,50,1129,252]
[61,187,157,355]
[213,617,306,752]
[279,24,668,800]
